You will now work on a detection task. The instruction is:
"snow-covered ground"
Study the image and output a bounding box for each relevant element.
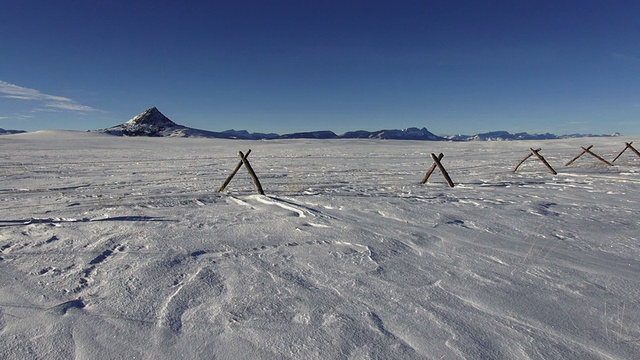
[1,131,639,359]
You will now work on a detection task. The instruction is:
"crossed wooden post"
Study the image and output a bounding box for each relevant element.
[421,153,455,187]
[218,149,265,195]
[565,145,613,167]
[612,142,640,163]
[513,148,557,175]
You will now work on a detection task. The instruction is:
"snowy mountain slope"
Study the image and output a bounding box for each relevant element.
[2,131,638,359]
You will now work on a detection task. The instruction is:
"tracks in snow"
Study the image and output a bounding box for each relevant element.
[157,267,224,333]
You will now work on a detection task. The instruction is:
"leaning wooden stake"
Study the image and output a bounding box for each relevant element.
[421,153,454,187]
[513,148,556,174]
[218,149,252,193]
[529,148,557,175]
[612,142,640,163]
[217,149,265,195]
[432,153,455,187]
[565,145,613,167]
[421,153,443,184]
[565,145,593,166]
[580,146,614,166]
[238,150,265,195]
[513,148,541,173]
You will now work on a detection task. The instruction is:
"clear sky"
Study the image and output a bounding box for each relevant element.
[1,0,639,135]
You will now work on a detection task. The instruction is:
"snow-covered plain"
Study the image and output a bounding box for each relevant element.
[1,131,639,359]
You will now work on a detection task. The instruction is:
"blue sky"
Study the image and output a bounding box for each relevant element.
[1,1,639,135]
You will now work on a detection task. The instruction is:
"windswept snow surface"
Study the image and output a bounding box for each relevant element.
[1,131,639,359]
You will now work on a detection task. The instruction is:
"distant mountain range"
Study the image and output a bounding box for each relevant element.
[442,131,621,141]
[95,107,621,141]
[0,128,27,135]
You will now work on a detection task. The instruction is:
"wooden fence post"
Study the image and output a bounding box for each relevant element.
[432,153,455,187]
[513,148,541,173]
[239,151,265,195]
[421,153,454,187]
[565,145,592,166]
[565,145,613,167]
[580,146,613,166]
[218,149,251,193]
[529,148,557,174]
[513,148,557,174]
[612,142,640,163]
[218,149,265,195]
[421,153,443,184]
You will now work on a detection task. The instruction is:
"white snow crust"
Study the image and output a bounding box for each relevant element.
[1,131,639,359]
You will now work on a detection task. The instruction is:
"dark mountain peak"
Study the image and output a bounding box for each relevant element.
[96,107,184,137]
[125,107,176,128]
